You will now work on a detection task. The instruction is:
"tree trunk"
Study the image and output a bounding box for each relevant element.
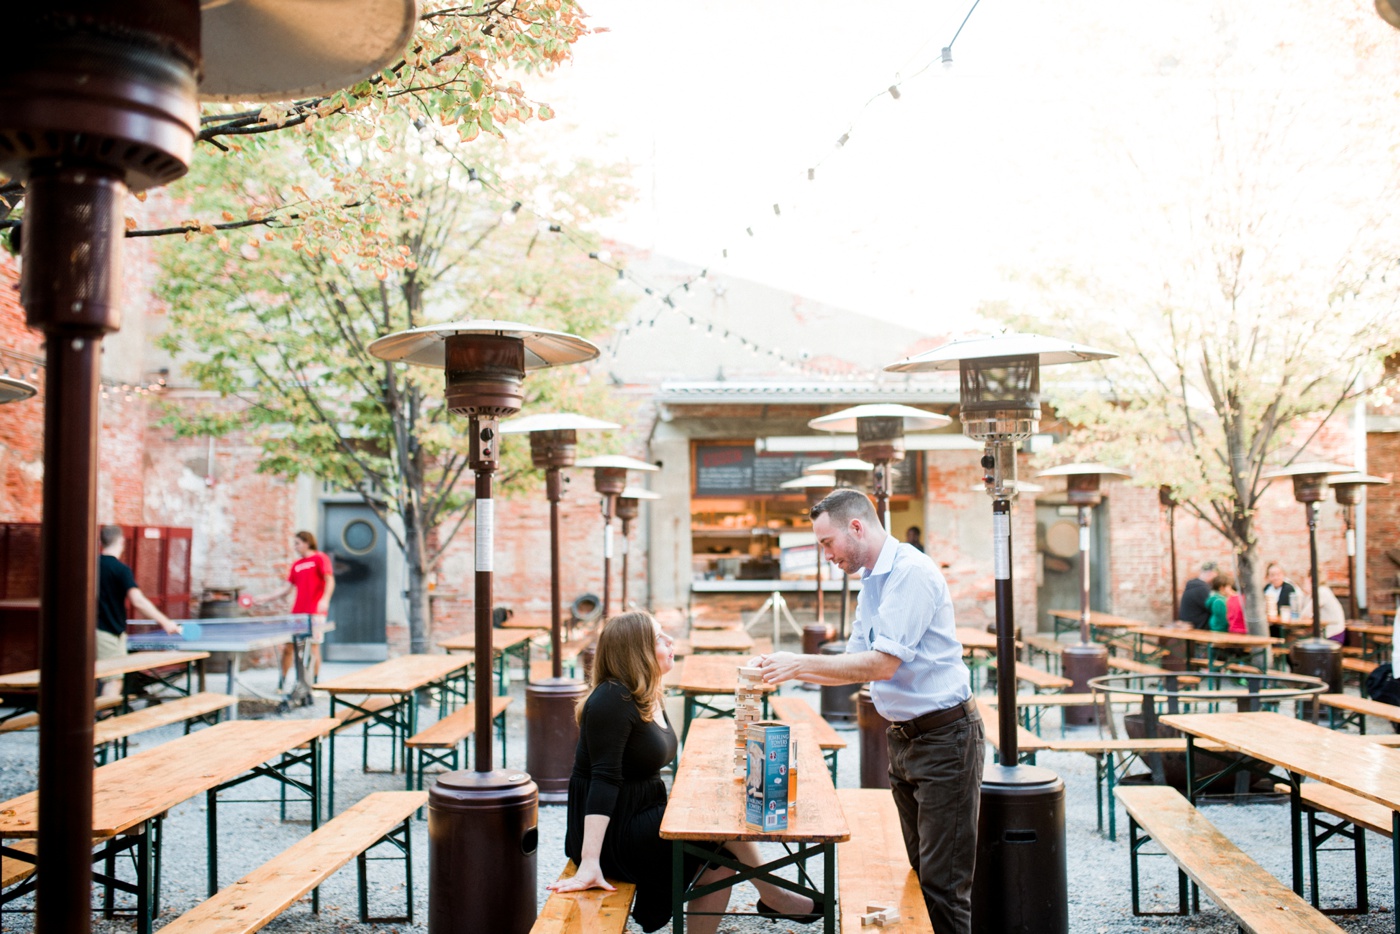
[403,512,431,654]
[1237,540,1269,637]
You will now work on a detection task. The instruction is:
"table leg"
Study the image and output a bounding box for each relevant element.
[823,842,835,934]
[672,839,685,934]
[496,651,507,696]
[226,656,240,720]
[135,822,153,934]
[1290,773,1304,897]
[1392,811,1399,934]
[328,695,338,818]
[206,787,219,897]
[683,695,695,742]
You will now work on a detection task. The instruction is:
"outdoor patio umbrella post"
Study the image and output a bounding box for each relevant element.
[1330,473,1389,620]
[1262,462,1352,707]
[369,321,599,934]
[500,414,618,804]
[888,332,1116,934]
[1034,463,1132,726]
[0,5,415,929]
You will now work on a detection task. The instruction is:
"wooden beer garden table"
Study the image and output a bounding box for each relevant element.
[1346,623,1393,662]
[1161,710,1400,931]
[0,649,209,720]
[438,628,546,695]
[1046,609,1148,643]
[689,629,755,654]
[672,655,775,740]
[314,654,472,812]
[1124,625,1277,671]
[661,720,847,933]
[0,717,336,933]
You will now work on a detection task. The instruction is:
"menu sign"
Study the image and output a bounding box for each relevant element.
[693,445,920,497]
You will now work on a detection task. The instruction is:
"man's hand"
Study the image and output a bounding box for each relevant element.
[159,620,183,636]
[316,599,330,616]
[753,651,804,685]
[546,859,614,894]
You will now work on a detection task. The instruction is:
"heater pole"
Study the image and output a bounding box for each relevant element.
[620,516,632,611]
[472,416,499,772]
[992,495,1019,764]
[547,467,564,679]
[1308,501,1322,641]
[1344,505,1358,621]
[1078,505,1092,645]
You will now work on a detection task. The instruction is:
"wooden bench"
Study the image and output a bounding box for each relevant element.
[835,789,933,933]
[1046,737,1201,841]
[92,692,237,763]
[769,695,848,783]
[1316,692,1400,733]
[529,862,637,934]
[986,660,1072,693]
[0,693,128,735]
[158,790,425,932]
[1021,634,1067,672]
[1344,657,1379,692]
[405,696,512,792]
[1271,781,1390,914]
[1115,785,1344,931]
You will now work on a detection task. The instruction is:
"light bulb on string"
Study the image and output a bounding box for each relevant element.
[941,47,953,69]
[500,201,522,225]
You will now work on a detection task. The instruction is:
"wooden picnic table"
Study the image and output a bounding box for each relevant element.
[670,654,775,740]
[691,613,744,630]
[1046,609,1147,637]
[438,628,546,694]
[688,629,755,654]
[315,654,473,813]
[1124,625,1276,671]
[954,626,998,651]
[1346,623,1393,662]
[661,719,847,933]
[0,649,209,693]
[0,717,336,933]
[1161,709,1400,931]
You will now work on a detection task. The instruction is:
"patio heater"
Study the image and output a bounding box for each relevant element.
[780,474,836,656]
[576,455,659,620]
[0,376,37,405]
[1160,485,1179,619]
[1329,473,1389,620]
[1034,463,1132,725]
[808,404,951,528]
[500,413,617,804]
[0,4,415,930]
[805,458,874,724]
[616,486,660,611]
[1261,462,1352,699]
[369,320,599,934]
[888,332,1115,934]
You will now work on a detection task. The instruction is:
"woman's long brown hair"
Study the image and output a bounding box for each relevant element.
[577,611,664,723]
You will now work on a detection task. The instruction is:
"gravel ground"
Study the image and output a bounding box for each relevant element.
[0,656,1395,933]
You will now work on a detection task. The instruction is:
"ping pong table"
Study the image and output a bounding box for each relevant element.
[126,615,334,716]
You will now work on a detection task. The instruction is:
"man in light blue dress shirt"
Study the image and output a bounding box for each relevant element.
[755,489,984,934]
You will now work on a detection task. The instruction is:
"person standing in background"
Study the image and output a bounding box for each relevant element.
[904,526,925,553]
[249,531,334,685]
[98,525,181,694]
[1179,561,1217,628]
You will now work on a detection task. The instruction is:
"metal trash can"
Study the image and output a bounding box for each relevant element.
[819,641,856,723]
[429,769,539,934]
[972,763,1068,934]
[856,686,890,789]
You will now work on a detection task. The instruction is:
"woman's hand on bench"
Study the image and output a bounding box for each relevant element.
[547,859,615,894]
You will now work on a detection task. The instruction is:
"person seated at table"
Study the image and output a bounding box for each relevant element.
[1226,578,1247,634]
[1293,585,1349,644]
[1262,562,1301,636]
[1205,572,1236,632]
[549,611,820,932]
[1180,561,1217,628]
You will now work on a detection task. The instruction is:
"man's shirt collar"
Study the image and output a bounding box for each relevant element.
[863,536,899,580]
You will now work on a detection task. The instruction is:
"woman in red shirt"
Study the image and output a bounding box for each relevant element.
[251,530,335,684]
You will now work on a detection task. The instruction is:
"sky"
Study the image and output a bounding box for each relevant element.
[515,0,1400,336]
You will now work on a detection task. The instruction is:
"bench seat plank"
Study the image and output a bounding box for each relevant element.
[92,692,236,746]
[158,791,426,934]
[1319,692,1400,723]
[974,699,1055,754]
[986,660,1072,691]
[1116,785,1344,933]
[835,789,932,933]
[405,696,512,748]
[769,696,847,750]
[529,861,637,934]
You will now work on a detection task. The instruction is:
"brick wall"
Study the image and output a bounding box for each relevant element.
[0,255,44,522]
[1365,431,1400,612]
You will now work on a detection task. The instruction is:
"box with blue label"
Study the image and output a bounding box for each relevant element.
[745,722,790,832]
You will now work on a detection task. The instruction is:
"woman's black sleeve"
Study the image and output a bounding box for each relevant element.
[582,681,637,817]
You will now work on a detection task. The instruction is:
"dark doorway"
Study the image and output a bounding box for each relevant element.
[1035,500,1111,634]
[323,503,388,661]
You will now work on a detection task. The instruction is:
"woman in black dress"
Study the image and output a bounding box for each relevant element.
[548,611,819,932]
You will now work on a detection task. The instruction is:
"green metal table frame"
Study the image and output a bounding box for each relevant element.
[669,839,836,934]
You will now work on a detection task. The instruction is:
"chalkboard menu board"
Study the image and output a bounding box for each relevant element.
[693,445,920,497]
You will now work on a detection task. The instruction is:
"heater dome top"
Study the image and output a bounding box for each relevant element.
[884,332,1117,372]
[199,0,419,103]
[0,376,37,405]
[780,475,836,490]
[1261,462,1355,480]
[500,412,620,434]
[575,455,659,472]
[618,486,661,501]
[805,458,874,473]
[1326,472,1389,487]
[1035,462,1133,479]
[808,403,951,433]
[367,320,600,369]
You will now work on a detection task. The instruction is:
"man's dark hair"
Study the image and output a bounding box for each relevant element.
[99,525,124,548]
[809,488,878,526]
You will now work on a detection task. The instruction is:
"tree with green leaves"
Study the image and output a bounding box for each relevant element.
[1,0,590,235]
[155,133,632,653]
